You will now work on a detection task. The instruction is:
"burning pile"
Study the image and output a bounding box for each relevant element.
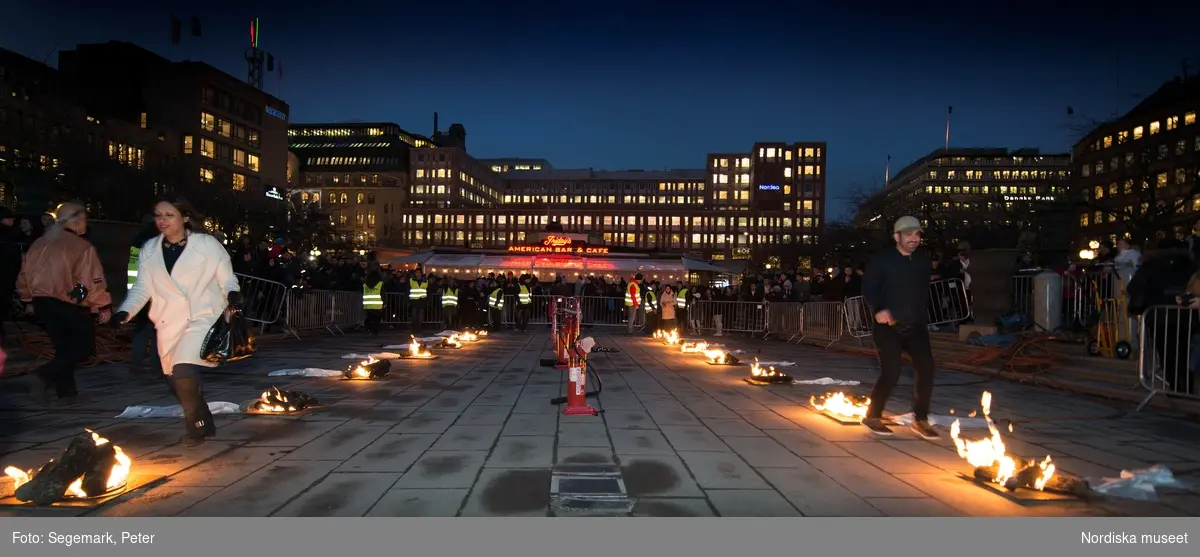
[810,392,871,421]
[402,336,436,358]
[4,430,132,505]
[439,334,463,349]
[704,349,739,365]
[344,356,391,380]
[458,331,480,342]
[680,341,708,354]
[746,359,792,384]
[661,329,680,345]
[251,386,319,413]
[952,391,1056,492]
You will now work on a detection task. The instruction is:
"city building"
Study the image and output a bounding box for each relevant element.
[851,148,1072,251]
[1072,75,1200,248]
[0,47,176,217]
[55,41,291,234]
[480,158,553,174]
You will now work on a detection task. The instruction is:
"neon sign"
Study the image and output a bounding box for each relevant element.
[266,106,287,120]
[265,186,284,200]
[543,235,573,247]
[758,184,781,191]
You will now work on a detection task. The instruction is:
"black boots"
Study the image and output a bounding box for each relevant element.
[169,375,216,447]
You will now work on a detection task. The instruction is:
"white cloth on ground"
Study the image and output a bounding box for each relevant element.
[115,401,241,419]
[268,368,344,377]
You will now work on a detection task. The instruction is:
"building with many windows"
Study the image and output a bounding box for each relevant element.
[0,47,177,217]
[852,148,1072,251]
[55,41,290,234]
[295,128,828,263]
[1072,75,1200,248]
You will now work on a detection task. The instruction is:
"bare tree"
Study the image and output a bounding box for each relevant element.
[1081,155,1200,246]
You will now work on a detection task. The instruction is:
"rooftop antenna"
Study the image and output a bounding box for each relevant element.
[245,18,264,90]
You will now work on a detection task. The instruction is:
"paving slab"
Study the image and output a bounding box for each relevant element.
[609,429,675,455]
[675,451,770,489]
[281,425,390,461]
[335,433,439,472]
[557,423,610,447]
[758,465,882,517]
[632,498,715,517]
[388,411,461,434]
[91,486,224,517]
[431,425,503,451]
[555,446,617,465]
[392,450,489,489]
[460,468,551,517]
[272,472,401,516]
[723,436,807,468]
[659,425,730,452]
[501,414,558,436]
[179,460,343,516]
[618,454,704,498]
[703,417,766,437]
[486,436,555,468]
[366,489,468,516]
[706,489,802,517]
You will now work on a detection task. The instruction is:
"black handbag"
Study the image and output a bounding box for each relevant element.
[201,305,256,363]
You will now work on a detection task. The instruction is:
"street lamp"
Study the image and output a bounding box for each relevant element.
[1078,249,1095,260]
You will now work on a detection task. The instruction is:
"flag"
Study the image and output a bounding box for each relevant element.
[278,60,283,80]
[887,154,891,162]
[190,16,202,37]
[948,105,953,115]
[170,16,182,45]
[267,54,275,72]
[1066,106,1075,115]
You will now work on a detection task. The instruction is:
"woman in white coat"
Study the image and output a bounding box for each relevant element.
[115,199,241,446]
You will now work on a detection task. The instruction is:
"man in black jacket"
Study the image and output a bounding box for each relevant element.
[859,216,939,439]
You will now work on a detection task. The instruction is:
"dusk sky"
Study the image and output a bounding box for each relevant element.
[4,1,1198,218]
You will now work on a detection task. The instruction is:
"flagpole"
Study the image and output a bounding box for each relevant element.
[944,105,952,151]
[884,155,890,186]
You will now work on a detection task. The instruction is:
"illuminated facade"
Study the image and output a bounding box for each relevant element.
[294,126,828,261]
[852,148,1071,249]
[1072,76,1200,246]
[54,41,291,232]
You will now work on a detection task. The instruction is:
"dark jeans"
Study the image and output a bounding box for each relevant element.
[411,302,425,329]
[646,312,659,335]
[489,307,502,328]
[443,306,457,330]
[130,317,160,372]
[866,323,935,421]
[516,304,530,331]
[31,297,95,398]
[365,309,382,335]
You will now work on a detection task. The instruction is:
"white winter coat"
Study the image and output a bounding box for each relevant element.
[119,232,240,372]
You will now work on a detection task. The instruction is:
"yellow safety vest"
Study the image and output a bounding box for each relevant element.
[518,284,531,305]
[409,278,428,300]
[363,283,384,310]
[625,282,640,307]
[442,287,459,307]
[489,288,505,309]
[677,288,689,308]
[126,246,140,290]
[645,291,657,314]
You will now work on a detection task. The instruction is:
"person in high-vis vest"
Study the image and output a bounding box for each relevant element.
[362,270,385,336]
[676,282,690,335]
[409,269,429,331]
[515,275,533,332]
[488,283,505,329]
[127,218,161,377]
[643,284,659,337]
[441,279,459,330]
[625,273,642,334]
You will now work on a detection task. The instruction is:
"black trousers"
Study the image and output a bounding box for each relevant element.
[32,297,95,398]
[130,316,160,371]
[364,309,383,335]
[443,306,457,329]
[411,302,425,329]
[866,323,935,421]
[516,304,530,331]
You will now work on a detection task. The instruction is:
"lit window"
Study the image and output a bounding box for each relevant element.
[140,112,147,129]
[1133,126,1144,139]
[200,112,215,131]
[200,138,214,158]
[1103,136,1112,148]
[233,149,245,167]
[200,168,214,182]
[247,154,260,172]
[1118,130,1129,143]
[219,119,231,137]
[1186,112,1197,126]
[1167,116,1179,130]
[182,135,193,154]
[784,167,792,178]
[232,173,245,191]
[1150,121,1161,135]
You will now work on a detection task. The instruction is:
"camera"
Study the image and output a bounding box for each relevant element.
[68,283,88,304]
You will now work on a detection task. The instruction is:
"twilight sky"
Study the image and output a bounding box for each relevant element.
[4,1,1199,218]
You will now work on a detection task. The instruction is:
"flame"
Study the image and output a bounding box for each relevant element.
[408,336,434,358]
[349,356,378,379]
[750,359,784,377]
[255,386,297,412]
[950,391,1056,490]
[442,334,462,348]
[4,429,131,499]
[681,341,708,354]
[810,392,870,420]
[704,349,731,364]
[458,331,479,342]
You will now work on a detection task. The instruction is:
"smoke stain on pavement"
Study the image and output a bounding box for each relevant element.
[620,460,679,496]
[560,452,609,464]
[294,478,361,516]
[481,469,551,515]
[436,397,461,408]
[636,500,699,517]
[391,393,429,405]
[504,440,534,460]
[420,455,467,477]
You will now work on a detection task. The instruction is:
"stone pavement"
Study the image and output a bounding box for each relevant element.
[2,327,1199,517]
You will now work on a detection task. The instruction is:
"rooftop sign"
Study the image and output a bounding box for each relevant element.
[507,234,610,255]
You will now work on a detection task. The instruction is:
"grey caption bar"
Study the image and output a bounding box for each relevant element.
[3,517,1196,557]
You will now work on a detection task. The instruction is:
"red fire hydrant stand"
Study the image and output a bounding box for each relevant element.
[561,346,598,416]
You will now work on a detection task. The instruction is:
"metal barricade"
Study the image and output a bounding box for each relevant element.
[927,278,971,327]
[688,300,767,335]
[234,273,288,331]
[843,296,874,338]
[764,301,803,340]
[1060,273,1093,331]
[793,301,843,347]
[282,288,334,339]
[1010,273,1036,322]
[1136,304,1200,411]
